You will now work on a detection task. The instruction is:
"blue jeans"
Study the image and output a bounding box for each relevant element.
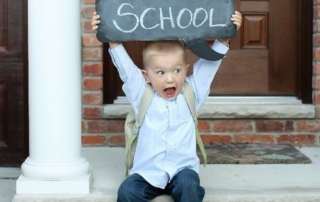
[117,168,205,202]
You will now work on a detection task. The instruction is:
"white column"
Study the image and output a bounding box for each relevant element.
[16,0,92,194]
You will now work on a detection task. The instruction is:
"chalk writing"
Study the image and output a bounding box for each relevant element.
[113,3,227,33]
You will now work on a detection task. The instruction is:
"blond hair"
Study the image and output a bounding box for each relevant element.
[142,40,186,68]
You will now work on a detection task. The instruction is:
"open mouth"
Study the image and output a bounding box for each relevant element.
[164,87,176,98]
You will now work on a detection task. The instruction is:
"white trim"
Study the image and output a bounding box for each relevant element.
[205,96,302,105]
[115,96,302,105]
[105,96,315,119]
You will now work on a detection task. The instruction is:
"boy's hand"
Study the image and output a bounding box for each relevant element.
[91,11,100,31]
[91,11,120,48]
[232,11,242,31]
[218,11,242,45]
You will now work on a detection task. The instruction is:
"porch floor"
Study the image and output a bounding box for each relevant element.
[3,146,320,202]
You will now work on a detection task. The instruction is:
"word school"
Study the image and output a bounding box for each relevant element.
[112,3,227,33]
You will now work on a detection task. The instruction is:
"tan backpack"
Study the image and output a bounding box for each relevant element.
[124,82,207,176]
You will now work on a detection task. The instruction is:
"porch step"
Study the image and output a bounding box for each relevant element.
[13,147,320,202]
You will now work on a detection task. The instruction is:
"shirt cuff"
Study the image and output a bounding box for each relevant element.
[212,39,229,55]
[108,43,127,62]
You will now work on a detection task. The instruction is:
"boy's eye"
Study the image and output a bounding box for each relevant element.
[157,71,164,75]
[174,69,181,74]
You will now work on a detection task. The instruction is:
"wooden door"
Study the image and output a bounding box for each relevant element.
[0,0,28,166]
[211,0,297,95]
[103,0,312,103]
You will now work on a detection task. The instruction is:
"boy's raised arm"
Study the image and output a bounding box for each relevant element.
[91,11,121,48]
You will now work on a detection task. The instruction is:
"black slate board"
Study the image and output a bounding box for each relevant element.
[96,0,237,61]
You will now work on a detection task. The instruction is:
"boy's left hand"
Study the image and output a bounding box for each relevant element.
[232,11,242,30]
[218,11,242,45]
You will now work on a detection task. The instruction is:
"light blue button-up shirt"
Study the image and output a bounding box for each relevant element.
[109,40,228,189]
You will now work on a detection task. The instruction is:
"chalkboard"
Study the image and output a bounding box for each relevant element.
[96,0,236,60]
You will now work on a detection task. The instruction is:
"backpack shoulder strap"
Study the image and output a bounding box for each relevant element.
[182,82,207,166]
[125,84,154,176]
[136,84,154,127]
[182,82,196,120]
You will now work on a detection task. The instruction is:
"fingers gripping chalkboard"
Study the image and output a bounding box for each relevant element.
[96,0,236,61]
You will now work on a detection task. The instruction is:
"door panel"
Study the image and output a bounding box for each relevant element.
[268,0,297,93]
[0,0,28,166]
[0,0,24,61]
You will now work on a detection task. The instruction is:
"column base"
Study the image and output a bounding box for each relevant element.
[21,157,91,180]
[15,167,93,195]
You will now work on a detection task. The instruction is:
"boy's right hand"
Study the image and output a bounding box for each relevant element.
[91,11,120,48]
[91,11,100,31]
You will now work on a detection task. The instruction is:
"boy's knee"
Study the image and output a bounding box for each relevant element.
[172,180,205,201]
[176,180,203,192]
[177,169,200,183]
[118,179,136,198]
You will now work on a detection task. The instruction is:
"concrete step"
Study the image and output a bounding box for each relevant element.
[12,147,320,202]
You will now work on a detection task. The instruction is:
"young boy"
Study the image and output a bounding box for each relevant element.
[92,11,242,202]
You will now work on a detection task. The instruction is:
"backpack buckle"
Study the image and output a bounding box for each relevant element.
[133,122,140,134]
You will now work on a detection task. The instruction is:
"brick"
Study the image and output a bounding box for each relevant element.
[83,20,95,32]
[108,134,125,146]
[82,6,96,19]
[315,21,320,32]
[83,48,103,61]
[82,135,106,146]
[87,120,125,133]
[314,76,320,89]
[83,63,103,75]
[213,120,252,132]
[314,92,320,104]
[82,121,86,132]
[83,78,103,90]
[255,121,294,132]
[83,34,102,47]
[83,92,103,104]
[83,0,95,4]
[314,62,320,74]
[234,134,274,144]
[314,21,319,34]
[314,49,320,60]
[277,134,316,146]
[297,120,320,132]
[201,134,232,144]
[315,5,320,19]
[314,34,320,47]
[83,107,102,119]
[316,106,320,118]
[197,121,211,132]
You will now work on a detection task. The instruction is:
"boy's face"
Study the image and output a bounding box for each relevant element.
[142,51,189,100]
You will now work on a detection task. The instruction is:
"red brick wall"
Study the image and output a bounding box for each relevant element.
[81,1,320,147]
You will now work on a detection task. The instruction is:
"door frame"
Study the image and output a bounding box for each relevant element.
[296,0,313,103]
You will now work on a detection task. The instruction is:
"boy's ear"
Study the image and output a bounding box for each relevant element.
[185,63,190,71]
[142,69,151,83]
